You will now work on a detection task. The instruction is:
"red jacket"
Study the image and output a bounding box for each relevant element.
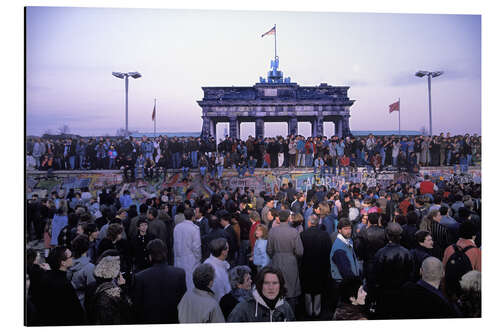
[264,153,271,164]
[399,199,411,215]
[340,156,350,167]
[305,141,313,154]
[249,222,260,251]
[420,181,435,195]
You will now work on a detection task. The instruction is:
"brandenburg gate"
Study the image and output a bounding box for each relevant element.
[198,57,355,139]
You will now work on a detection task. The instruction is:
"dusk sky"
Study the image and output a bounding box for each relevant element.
[26,7,481,139]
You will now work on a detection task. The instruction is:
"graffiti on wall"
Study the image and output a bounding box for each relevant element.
[27,166,481,201]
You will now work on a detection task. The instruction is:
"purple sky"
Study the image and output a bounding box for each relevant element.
[26,7,481,138]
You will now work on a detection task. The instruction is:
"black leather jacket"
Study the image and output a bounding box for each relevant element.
[374,243,414,290]
[354,225,387,262]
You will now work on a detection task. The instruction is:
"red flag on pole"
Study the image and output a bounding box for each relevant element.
[389,100,400,113]
[261,26,276,38]
[152,103,156,121]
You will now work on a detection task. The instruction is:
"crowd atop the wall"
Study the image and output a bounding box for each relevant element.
[26,133,481,180]
[26,169,481,325]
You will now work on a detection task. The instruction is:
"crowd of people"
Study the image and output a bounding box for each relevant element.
[26,168,481,325]
[26,133,481,179]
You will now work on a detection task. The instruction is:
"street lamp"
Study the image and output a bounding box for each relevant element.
[112,71,142,136]
[415,70,443,136]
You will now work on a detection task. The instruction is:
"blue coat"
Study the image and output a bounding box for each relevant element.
[330,236,361,282]
[50,215,68,246]
[319,214,337,236]
[253,239,270,267]
[120,194,133,209]
[296,140,306,153]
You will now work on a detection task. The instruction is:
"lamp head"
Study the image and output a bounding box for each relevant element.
[128,72,142,79]
[415,70,430,77]
[112,72,125,79]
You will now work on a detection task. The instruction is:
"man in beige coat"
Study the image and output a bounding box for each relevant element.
[178,264,225,323]
[266,209,304,313]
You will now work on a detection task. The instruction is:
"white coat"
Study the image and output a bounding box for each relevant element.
[174,220,202,291]
[203,255,231,301]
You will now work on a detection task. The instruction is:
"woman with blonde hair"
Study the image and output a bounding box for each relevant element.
[291,212,304,233]
[252,224,270,271]
[314,201,337,235]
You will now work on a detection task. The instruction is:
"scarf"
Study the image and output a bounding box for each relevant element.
[231,288,252,302]
[257,289,279,310]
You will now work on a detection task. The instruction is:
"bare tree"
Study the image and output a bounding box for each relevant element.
[58,124,70,135]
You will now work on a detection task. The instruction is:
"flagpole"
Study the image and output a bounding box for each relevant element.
[398,97,401,136]
[154,98,157,137]
[274,24,277,60]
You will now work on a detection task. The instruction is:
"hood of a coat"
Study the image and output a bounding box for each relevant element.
[68,255,91,274]
[252,289,284,310]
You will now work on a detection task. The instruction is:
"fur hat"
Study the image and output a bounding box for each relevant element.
[94,256,120,279]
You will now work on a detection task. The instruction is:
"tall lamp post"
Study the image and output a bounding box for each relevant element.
[112,71,142,136]
[415,70,443,136]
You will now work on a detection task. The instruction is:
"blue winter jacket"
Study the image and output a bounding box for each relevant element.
[330,236,361,282]
[253,239,270,267]
[50,215,68,246]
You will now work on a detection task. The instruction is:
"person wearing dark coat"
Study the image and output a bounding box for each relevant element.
[128,204,148,239]
[131,239,187,324]
[158,205,175,265]
[300,214,332,318]
[373,223,414,319]
[26,249,50,325]
[202,215,228,261]
[228,266,295,322]
[36,247,85,326]
[131,217,155,272]
[26,249,47,303]
[410,230,441,280]
[399,257,460,319]
[237,203,252,266]
[219,265,253,320]
[84,250,133,325]
[96,223,132,278]
[354,213,386,300]
[400,211,419,250]
[220,211,238,267]
[147,207,168,245]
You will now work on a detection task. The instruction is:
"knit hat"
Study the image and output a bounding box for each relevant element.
[94,256,120,279]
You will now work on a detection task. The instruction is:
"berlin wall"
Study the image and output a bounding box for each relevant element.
[26,167,481,204]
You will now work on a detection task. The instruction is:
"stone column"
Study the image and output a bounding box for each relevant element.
[337,117,343,138]
[255,118,264,139]
[288,117,298,136]
[209,118,217,138]
[343,116,351,137]
[311,119,317,137]
[316,116,324,137]
[229,116,241,139]
[202,116,211,138]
